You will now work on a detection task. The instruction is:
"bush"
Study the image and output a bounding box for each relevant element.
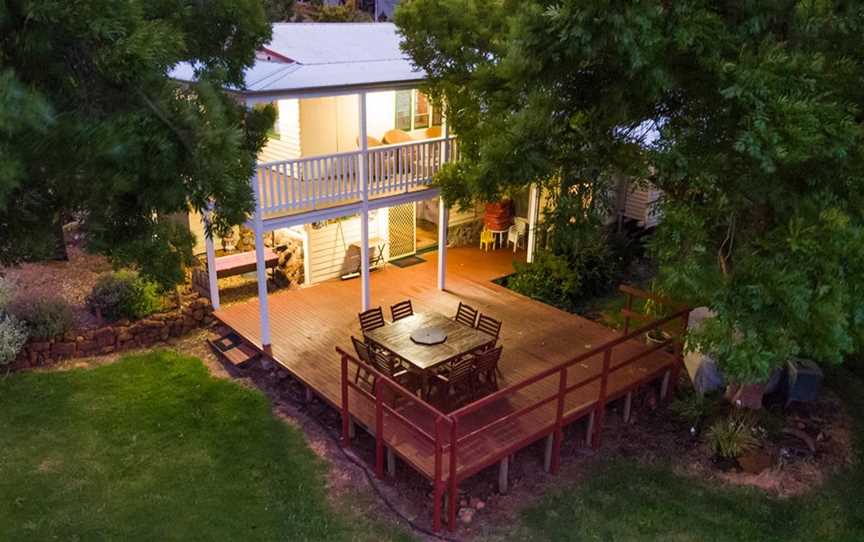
[86,270,162,321]
[509,252,583,311]
[0,276,12,312]
[0,314,28,366]
[110,221,196,292]
[7,295,74,339]
[706,411,759,459]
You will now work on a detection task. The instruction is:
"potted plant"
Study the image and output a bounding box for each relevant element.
[643,281,672,344]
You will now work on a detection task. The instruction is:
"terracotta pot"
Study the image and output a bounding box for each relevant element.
[484,200,513,231]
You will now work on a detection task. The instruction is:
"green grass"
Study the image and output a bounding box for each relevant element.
[0,351,411,541]
[517,365,864,542]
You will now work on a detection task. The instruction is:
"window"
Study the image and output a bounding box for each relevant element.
[394,90,442,132]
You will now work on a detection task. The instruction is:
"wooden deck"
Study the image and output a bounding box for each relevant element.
[214,247,683,529]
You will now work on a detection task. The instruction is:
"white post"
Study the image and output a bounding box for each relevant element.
[437,200,449,291]
[252,172,272,348]
[437,117,451,291]
[358,92,371,311]
[203,206,220,310]
[527,183,540,263]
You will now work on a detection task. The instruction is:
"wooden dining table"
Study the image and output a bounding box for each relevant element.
[364,311,497,398]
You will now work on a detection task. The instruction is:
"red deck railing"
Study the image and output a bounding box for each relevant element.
[338,287,691,532]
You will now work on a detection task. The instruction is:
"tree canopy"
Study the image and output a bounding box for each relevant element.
[396,1,864,381]
[0,0,275,288]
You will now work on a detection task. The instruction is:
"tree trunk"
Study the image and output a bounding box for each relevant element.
[52,211,68,261]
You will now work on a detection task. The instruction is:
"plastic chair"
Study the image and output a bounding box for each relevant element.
[480,228,494,251]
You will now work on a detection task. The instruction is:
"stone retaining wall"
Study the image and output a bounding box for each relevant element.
[12,294,213,370]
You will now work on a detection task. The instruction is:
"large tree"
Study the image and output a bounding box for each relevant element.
[0,0,275,288]
[397,1,864,381]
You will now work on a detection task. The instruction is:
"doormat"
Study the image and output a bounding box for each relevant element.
[390,255,425,268]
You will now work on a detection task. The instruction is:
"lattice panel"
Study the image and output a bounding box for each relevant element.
[388,203,416,260]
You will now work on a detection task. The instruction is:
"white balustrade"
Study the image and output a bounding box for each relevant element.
[254,137,454,215]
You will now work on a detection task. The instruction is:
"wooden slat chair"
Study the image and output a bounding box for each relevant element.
[390,300,414,322]
[428,354,478,411]
[454,301,479,328]
[473,346,503,395]
[476,313,502,342]
[352,336,420,397]
[358,307,386,334]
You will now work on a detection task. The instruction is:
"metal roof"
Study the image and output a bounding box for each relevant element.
[169,23,424,99]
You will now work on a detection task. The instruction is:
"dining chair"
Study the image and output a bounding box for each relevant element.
[454,301,479,328]
[429,355,477,411]
[473,346,503,394]
[351,336,419,396]
[390,300,414,322]
[358,307,386,334]
[351,335,376,389]
[476,313,502,341]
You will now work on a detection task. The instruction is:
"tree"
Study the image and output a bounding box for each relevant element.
[0,0,275,289]
[264,0,296,22]
[396,1,864,381]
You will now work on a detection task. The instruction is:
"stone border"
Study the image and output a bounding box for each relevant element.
[11,294,213,370]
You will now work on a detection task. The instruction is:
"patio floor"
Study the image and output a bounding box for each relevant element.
[214,247,678,488]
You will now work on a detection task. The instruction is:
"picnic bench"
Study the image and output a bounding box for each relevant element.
[192,248,279,298]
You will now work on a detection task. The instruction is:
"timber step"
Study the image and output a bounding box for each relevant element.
[208,332,260,368]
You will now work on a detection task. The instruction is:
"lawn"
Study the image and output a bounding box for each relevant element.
[0,351,410,541]
[514,363,864,542]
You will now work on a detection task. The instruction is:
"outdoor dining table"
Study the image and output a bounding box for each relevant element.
[363,311,497,399]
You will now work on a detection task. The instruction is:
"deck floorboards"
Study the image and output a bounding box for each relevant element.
[214,247,675,482]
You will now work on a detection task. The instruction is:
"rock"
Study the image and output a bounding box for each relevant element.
[458,507,475,524]
[783,428,816,453]
[473,499,486,510]
[738,450,773,474]
[51,341,77,358]
[725,383,765,410]
[94,328,115,347]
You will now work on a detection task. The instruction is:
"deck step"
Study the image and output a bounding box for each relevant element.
[208,332,260,368]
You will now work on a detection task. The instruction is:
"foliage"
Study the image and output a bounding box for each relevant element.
[509,252,582,312]
[0,352,413,541]
[0,276,12,312]
[706,411,759,460]
[397,1,864,382]
[313,4,373,22]
[106,220,196,291]
[0,0,275,277]
[264,0,295,21]
[670,392,714,426]
[7,296,74,340]
[87,271,162,322]
[0,314,27,366]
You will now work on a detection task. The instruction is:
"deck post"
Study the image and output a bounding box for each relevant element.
[551,366,567,474]
[498,456,509,494]
[252,172,272,348]
[592,348,613,449]
[374,378,385,479]
[340,354,350,446]
[448,418,458,531]
[437,198,449,290]
[203,205,220,310]
[623,391,633,423]
[386,447,396,477]
[543,434,554,473]
[358,91,371,311]
[585,411,595,446]
[527,183,540,263]
[433,417,444,532]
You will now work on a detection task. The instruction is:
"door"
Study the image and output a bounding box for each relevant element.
[388,202,416,260]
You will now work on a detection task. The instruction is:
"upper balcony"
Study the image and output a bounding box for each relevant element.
[255,135,458,219]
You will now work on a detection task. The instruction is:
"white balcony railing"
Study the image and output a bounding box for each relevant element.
[255,137,458,215]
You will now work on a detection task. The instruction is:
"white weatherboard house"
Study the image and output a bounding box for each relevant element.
[171,23,658,349]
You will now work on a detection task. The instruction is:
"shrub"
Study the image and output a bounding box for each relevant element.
[7,295,74,339]
[0,314,28,366]
[0,276,12,312]
[110,221,196,292]
[86,270,162,321]
[670,393,712,426]
[706,411,759,459]
[509,252,583,311]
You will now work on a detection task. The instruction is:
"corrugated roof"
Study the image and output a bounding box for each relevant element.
[169,23,424,97]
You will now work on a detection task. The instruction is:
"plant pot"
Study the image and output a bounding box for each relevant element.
[645,329,672,345]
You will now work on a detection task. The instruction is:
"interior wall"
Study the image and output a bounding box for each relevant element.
[365,91,397,142]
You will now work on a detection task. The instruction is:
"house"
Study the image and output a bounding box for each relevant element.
[171,23,679,533]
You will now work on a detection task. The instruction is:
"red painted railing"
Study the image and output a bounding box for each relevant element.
[338,298,691,532]
[337,348,453,531]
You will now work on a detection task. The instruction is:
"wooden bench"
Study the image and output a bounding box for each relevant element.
[192,248,280,297]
